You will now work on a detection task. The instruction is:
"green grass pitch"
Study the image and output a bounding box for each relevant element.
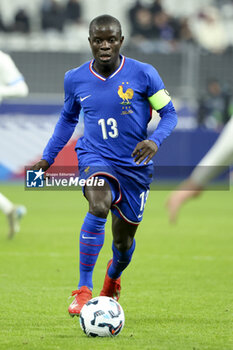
[0,184,232,350]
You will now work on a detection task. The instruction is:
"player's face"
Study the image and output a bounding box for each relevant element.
[89,24,124,67]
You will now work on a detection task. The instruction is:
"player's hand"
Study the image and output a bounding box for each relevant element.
[132,140,158,165]
[31,159,50,172]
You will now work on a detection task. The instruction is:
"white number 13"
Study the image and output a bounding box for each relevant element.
[98,118,119,140]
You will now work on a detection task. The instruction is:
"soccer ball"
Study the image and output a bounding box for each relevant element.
[80,296,125,337]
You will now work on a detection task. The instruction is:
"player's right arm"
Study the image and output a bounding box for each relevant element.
[32,70,81,171]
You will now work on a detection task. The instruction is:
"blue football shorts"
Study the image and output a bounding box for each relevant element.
[76,148,153,225]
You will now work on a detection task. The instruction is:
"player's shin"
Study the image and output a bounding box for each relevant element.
[108,239,136,279]
[78,212,106,290]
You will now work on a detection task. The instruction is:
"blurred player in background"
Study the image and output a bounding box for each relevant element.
[167,116,233,223]
[32,15,177,315]
[198,79,232,130]
[0,50,28,238]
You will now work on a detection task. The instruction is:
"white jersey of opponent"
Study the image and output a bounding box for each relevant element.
[191,117,233,186]
[0,50,28,102]
[0,51,28,224]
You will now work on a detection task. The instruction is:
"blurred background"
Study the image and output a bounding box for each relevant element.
[0,0,233,180]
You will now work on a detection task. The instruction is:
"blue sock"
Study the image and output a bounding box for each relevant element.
[78,212,106,290]
[108,239,136,279]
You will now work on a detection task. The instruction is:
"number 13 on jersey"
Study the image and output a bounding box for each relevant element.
[98,118,118,140]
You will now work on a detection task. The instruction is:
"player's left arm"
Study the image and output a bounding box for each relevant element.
[132,85,177,165]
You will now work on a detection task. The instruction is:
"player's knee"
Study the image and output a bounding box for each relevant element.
[114,237,133,252]
[89,200,110,218]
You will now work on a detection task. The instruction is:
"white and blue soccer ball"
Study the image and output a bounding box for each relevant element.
[80,296,125,337]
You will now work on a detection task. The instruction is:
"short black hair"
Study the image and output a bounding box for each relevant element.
[89,15,122,36]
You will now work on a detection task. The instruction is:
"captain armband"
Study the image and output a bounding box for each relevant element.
[148,89,171,111]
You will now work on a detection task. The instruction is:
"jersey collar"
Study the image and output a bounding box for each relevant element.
[89,55,125,81]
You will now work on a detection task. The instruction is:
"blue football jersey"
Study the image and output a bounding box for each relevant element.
[64,55,165,166]
[42,55,177,167]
